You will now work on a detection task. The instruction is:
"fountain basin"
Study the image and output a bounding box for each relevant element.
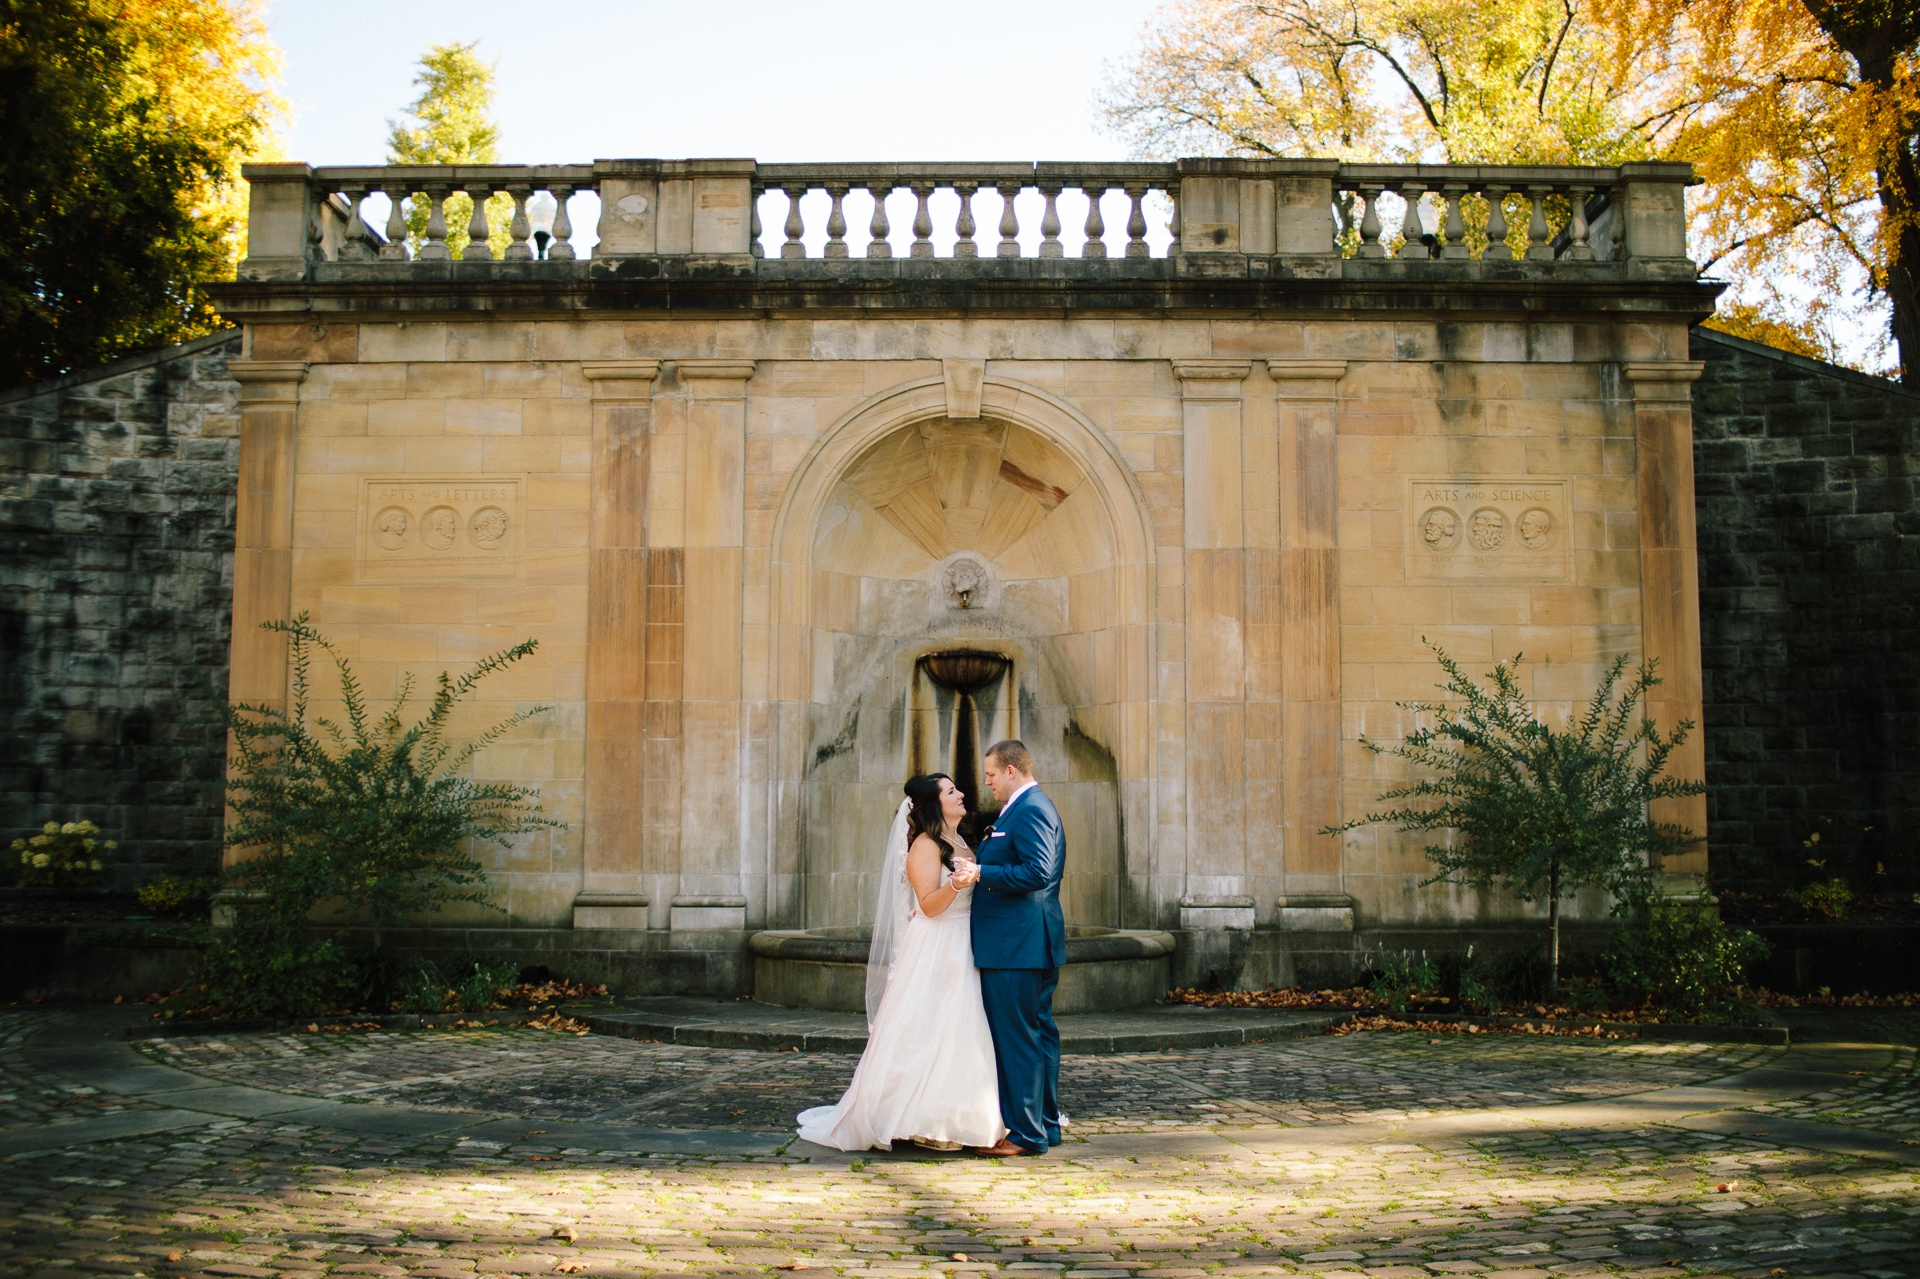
[748,925,1176,1014]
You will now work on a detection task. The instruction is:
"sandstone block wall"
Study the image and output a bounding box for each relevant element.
[225,313,1699,935]
[1691,327,1920,894]
[0,331,242,878]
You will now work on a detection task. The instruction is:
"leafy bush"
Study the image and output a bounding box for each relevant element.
[181,614,562,1018]
[183,925,359,1020]
[1330,646,1706,989]
[136,873,213,917]
[444,954,521,1013]
[1602,901,1769,1021]
[11,820,116,888]
[1791,877,1853,921]
[1433,948,1493,1012]
[1366,950,1439,1014]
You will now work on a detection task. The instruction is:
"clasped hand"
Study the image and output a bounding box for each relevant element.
[949,856,981,887]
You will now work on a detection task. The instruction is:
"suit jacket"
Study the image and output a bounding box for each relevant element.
[970,785,1067,969]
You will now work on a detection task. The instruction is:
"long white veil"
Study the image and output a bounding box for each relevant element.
[865,797,915,1028]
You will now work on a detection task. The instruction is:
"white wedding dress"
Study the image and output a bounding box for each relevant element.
[795,863,1006,1152]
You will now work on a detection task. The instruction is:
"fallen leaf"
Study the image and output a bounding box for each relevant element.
[1715,1182,1736,1192]
[554,1264,589,1275]
[951,1254,970,1262]
[1662,1260,1683,1267]
[528,1155,552,1161]
[167,1253,183,1263]
[774,1263,814,1271]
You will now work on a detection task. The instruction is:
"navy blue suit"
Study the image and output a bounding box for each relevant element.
[970,784,1066,1153]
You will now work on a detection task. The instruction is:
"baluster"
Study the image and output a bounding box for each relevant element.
[420,187,451,261]
[1525,184,1554,260]
[952,182,977,258]
[1081,186,1107,258]
[340,186,373,260]
[1039,185,1063,258]
[1356,186,1385,258]
[1483,185,1511,260]
[1397,183,1428,258]
[867,185,893,259]
[824,185,849,259]
[464,185,494,260]
[910,184,935,258]
[503,186,533,261]
[548,185,576,260]
[997,183,1021,258]
[380,188,410,260]
[750,184,764,259]
[1440,183,1469,260]
[1124,185,1149,258]
[1566,185,1594,261]
[782,185,806,259]
[1167,187,1180,245]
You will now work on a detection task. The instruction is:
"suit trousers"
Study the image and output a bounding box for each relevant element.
[978,966,1061,1152]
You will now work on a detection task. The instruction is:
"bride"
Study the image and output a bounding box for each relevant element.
[795,774,1006,1152]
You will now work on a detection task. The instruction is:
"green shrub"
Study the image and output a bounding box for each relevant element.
[1329,646,1706,990]
[182,924,359,1020]
[444,954,520,1013]
[136,873,214,917]
[1367,950,1439,1014]
[11,820,115,888]
[1791,877,1852,921]
[179,614,563,1019]
[1602,901,1769,1021]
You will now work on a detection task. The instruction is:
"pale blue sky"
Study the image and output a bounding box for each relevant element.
[269,0,1166,167]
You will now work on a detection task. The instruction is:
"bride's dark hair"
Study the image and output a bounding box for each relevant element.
[903,773,962,868]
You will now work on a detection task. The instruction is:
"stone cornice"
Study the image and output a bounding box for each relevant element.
[224,360,309,401]
[580,360,661,402]
[206,259,1724,325]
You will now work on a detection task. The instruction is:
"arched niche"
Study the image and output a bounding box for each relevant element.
[766,376,1158,932]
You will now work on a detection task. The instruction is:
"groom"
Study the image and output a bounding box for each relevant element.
[962,739,1066,1157]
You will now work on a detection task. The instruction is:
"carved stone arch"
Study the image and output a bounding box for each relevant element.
[764,374,1159,931]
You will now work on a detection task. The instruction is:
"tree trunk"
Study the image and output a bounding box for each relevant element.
[1547,861,1561,1000]
[1803,0,1920,382]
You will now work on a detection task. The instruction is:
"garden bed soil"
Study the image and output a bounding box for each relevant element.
[125,1006,604,1039]
[1719,890,1920,927]
[1338,1011,1790,1044]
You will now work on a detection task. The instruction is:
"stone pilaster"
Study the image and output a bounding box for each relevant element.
[1269,359,1348,891]
[672,359,754,931]
[1173,360,1252,908]
[1626,359,1710,888]
[577,361,660,929]
[223,359,308,840]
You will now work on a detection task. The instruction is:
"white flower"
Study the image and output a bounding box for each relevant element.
[42,822,59,835]
[60,822,78,835]
[31,854,50,869]
[89,860,102,872]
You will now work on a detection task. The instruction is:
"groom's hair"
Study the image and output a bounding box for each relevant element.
[985,739,1033,776]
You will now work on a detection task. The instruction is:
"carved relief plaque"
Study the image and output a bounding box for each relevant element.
[1406,477,1572,582]
[355,476,524,583]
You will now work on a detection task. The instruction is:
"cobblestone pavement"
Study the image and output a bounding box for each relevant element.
[3,1010,1917,1279]
[135,1028,1782,1133]
[1755,1044,1920,1137]
[0,1011,162,1129]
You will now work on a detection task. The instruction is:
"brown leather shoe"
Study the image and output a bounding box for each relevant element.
[968,1138,1041,1157]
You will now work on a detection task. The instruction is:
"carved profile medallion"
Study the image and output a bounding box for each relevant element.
[1406,477,1572,583]
[355,476,525,583]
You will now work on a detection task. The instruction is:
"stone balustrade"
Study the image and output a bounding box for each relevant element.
[237,157,1698,282]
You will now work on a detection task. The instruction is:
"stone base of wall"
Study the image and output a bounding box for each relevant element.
[1172,924,1624,992]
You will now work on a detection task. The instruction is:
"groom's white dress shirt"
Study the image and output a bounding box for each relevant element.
[999,779,1037,816]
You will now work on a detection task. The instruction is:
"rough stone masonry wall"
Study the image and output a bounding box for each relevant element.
[1690,327,1920,895]
[0,330,242,882]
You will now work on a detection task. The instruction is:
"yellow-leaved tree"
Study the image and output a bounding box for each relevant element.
[385,42,512,261]
[1101,0,1919,379]
[0,0,283,389]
